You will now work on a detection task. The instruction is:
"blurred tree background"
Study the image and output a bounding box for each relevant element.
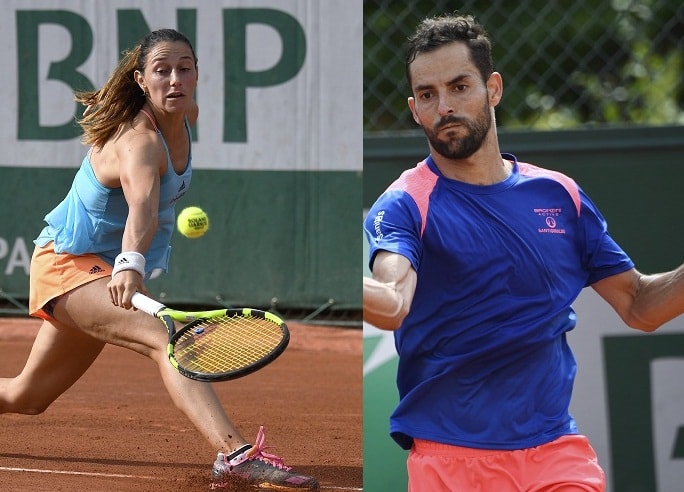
[364,0,684,133]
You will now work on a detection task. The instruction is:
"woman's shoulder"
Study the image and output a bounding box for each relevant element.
[117,111,160,141]
[109,116,165,163]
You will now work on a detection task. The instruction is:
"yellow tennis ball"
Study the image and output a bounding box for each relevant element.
[177,206,209,238]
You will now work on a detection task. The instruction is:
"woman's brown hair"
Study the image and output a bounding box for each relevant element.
[74,29,197,148]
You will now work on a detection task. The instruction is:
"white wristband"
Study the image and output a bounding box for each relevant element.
[112,251,146,278]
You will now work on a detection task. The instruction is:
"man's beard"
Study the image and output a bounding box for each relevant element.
[424,99,491,160]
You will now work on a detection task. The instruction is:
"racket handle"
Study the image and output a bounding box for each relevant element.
[131,292,165,316]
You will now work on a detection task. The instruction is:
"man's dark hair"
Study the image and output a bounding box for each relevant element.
[406,14,493,89]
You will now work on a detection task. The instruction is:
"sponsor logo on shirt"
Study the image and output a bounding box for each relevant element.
[373,210,385,241]
[170,180,188,204]
[534,207,566,234]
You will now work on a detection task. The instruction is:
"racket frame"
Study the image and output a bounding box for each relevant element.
[132,293,290,382]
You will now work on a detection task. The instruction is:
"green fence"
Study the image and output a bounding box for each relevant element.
[364,0,684,133]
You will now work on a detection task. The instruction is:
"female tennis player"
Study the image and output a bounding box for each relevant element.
[0,28,317,491]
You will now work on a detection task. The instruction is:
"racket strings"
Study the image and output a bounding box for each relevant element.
[173,315,284,374]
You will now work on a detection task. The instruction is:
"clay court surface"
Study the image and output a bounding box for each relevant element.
[0,317,362,492]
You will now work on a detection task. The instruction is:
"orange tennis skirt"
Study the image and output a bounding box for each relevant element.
[407,434,605,492]
[29,242,112,320]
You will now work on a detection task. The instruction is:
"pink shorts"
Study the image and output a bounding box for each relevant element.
[29,243,112,320]
[407,434,606,492]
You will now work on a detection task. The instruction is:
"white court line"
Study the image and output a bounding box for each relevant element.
[0,465,363,490]
[0,465,158,480]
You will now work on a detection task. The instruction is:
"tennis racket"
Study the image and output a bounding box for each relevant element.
[131,292,290,382]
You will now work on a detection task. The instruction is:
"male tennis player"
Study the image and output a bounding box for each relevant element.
[363,13,684,491]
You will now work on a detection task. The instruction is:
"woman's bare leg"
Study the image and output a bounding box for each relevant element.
[50,278,249,453]
[0,319,105,414]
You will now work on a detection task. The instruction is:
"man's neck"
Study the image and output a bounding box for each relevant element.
[430,144,511,185]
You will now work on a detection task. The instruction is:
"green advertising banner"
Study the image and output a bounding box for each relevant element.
[0,0,362,312]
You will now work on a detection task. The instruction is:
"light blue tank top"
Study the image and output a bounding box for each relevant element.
[35,115,192,276]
